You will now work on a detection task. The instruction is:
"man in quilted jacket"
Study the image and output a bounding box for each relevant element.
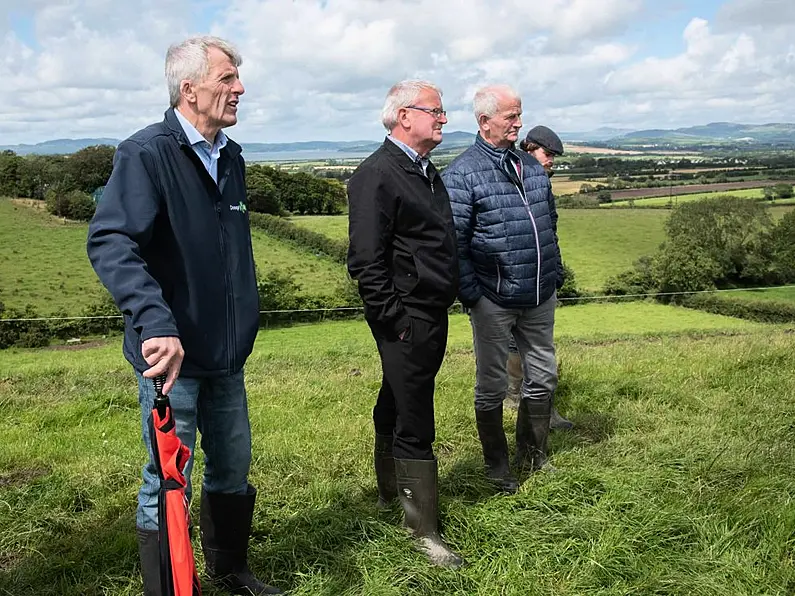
[441,85,564,494]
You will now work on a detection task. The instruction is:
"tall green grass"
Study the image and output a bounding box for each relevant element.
[2,303,794,594]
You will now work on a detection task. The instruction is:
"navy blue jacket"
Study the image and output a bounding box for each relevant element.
[87,108,259,377]
[441,134,563,308]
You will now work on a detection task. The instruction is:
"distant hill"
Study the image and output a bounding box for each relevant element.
[0,138,121,155]
[560,127,635,143]
[4,122,793,157]
[610,122,795,146]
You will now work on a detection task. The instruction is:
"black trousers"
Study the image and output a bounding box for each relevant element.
[368,312,449,460]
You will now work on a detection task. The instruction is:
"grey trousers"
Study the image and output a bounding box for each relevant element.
[469,293,558,411]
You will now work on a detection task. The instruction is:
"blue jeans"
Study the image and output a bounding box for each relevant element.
[135,370,253,530]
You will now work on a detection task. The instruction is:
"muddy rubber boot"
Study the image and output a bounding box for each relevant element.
[374,433,398,508]
[200,485,284,595]
[549,398,574,431]
[515,396,552,473]
[394,458,465,569]
[475,407,519,493]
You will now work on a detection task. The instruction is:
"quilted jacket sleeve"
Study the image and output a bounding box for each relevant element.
[442,169,482,306]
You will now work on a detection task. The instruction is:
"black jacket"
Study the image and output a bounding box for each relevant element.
[347,138,459,336]
[87,108,259,377]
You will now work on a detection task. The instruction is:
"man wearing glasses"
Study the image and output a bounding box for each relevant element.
[347,80,463,568]
[442,85,564,494]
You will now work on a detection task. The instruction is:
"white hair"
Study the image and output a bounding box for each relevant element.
[381,79,442,132]
[473,84,520,120]
[165,36,242,108]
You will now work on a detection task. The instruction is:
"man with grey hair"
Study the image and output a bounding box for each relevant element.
[441,85,565,494]
[87,36,283,595]
[347,80,464,568]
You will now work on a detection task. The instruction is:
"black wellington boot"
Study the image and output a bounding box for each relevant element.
[515,396,552,472]
[374,433,398,508]
[394,458,465,569]
[136,527,163,596]
[200,485,284,595]
[475,407,519,493]
[549,393,574,431]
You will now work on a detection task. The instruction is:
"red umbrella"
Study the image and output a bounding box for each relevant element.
[149,376,201,596]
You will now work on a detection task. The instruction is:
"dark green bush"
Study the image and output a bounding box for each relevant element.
[45,189,96,221]
[680,293,795,323]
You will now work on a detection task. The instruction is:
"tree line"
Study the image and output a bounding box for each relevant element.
[0,145,348,221]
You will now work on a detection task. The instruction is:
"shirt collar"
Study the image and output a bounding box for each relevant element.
[174,108,228,152]
[387,135,428,163]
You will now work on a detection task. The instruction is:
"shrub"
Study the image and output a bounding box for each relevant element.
[603,256,657,297]
[680,294,795,323]
[557,262,582,303]
[66,191,96,221]
[773,183,794,199]
[557,194,601,209]
[45,189,96,221]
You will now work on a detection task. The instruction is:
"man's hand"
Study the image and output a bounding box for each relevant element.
[141,336,184,395]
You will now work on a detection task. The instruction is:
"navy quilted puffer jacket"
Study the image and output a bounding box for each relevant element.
[441,134,564,308]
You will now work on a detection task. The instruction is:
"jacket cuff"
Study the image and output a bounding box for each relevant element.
[140,327,181,342]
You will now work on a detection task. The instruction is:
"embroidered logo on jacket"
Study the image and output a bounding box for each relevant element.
[229,201,247,213]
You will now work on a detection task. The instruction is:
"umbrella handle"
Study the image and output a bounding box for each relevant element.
[152,375,169,419]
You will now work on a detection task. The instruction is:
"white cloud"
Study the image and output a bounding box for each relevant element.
[0,0,791,145]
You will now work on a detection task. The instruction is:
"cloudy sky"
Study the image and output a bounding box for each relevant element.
[0,0,793,144]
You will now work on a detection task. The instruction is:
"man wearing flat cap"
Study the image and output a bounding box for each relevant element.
[504,125,573,431]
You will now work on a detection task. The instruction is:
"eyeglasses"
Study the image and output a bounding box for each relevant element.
[406,105,447,119]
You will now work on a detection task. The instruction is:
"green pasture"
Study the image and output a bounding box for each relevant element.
[0,199,105,314]
[720,286,795,304]
[250,229,346,296]
[292,211,670,292]
[607,187,795,207]
[2,302,794,594]
[0,199,347,314]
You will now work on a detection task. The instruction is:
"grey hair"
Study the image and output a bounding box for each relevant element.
[165,36,242,108]
[473,84,520,120]
[381,79,442,132]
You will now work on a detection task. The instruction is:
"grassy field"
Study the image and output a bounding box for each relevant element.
[2,302,794,595]
[250,229,346,296]
[0,199,347,314]
[292,211,669,292]
[0,199,106,314]
[608,188,774,207]
[722,286,795,304]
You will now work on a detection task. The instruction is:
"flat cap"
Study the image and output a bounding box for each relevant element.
[524,125,564,155]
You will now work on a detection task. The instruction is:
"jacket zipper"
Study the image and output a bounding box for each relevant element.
[496,264,502,294]
[216,201,236,374]
[510,159,541,306]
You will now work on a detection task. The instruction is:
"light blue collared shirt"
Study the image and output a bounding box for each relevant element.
[387,135,429,177]
[174,108,228,184]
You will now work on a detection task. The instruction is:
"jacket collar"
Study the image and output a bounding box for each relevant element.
[163,107,242,160]
[382,137,437,177]
[473,132,522,184]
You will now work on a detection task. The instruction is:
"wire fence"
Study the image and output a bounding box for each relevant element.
[2,285,795,323]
